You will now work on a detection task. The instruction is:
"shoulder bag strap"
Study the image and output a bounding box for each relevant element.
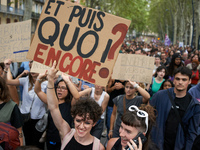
[92,136,100,150]
[123,96,126,113]
[61,129,76,150]
[167,89,187,136]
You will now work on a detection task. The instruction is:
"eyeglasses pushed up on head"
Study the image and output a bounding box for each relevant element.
[128,105,148,134]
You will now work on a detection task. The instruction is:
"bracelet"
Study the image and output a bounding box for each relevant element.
[133,83,139,89]
[36,78,42,83]
[19,132,23,138]
[109,130,113,133]
[4,69,7,73]
[47,86,54,89]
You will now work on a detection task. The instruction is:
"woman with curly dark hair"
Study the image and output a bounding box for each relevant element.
[107,104,157,150]
[46,61,105,150]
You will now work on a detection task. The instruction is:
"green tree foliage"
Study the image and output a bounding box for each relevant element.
[80,0,148,32]
[148,0,193,45]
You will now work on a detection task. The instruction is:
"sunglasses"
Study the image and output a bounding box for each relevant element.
[128,105,148,134]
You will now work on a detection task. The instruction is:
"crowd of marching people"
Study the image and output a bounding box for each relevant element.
[1,39,200,150]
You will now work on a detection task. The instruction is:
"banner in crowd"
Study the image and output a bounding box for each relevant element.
[112,54,155,84]
[164,34,171,46]
[179,42,184,48]
[0,20,31,62]
[26,0,131,86]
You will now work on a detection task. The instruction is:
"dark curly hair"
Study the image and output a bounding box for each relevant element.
[71,98,102,123]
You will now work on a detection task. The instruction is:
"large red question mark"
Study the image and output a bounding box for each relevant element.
[108,23,128,60]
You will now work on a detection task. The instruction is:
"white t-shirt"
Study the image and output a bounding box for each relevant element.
[19,76,47,119]
[90,87,106,119]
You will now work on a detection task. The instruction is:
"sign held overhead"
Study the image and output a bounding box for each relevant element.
[26,0,131,86]
[0,20,31,62]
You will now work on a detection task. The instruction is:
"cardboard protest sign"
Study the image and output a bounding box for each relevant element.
[112,54,155,84]
[179,42,184,48]
[0,20,31,62]
[26,0,131,86]
[31,61,62,75]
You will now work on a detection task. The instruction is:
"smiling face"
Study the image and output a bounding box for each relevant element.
[119,122,140,148]
[56,81,68,100]
[74,114,95,138]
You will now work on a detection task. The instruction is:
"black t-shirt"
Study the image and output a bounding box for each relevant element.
[46,102,73,142]
[164,93,192,150]
[0,102,23,129]
[111,138,122,150]
[108,80,125,107]
[64,136,93,150]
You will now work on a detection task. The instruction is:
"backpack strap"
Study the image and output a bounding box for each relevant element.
[92,136,100,150]
[0,100,16,123]
[61,129,76,150]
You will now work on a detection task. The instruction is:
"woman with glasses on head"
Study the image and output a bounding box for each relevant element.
[107,104,156,150]
[108,80,150,139]
[34,70,80,150]
[45,61,105,150]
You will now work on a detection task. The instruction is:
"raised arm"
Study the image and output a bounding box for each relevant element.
[47,61,71,140]
[2,59,20,85]
[61,73,80,106]
[106,77,115,93]
[34,71,48,104]
[16,70,29,79]
[79,88,92,97]
[128,80,150,103]
[101,93,109,113]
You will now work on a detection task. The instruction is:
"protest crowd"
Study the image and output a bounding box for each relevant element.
[1,39,200,150]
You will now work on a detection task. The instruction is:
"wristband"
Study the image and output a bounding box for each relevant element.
[47,86,54,89]
[109,130,113,133]
[4,69,7,73]
[36,78,42,83]
[133,83,139,89]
